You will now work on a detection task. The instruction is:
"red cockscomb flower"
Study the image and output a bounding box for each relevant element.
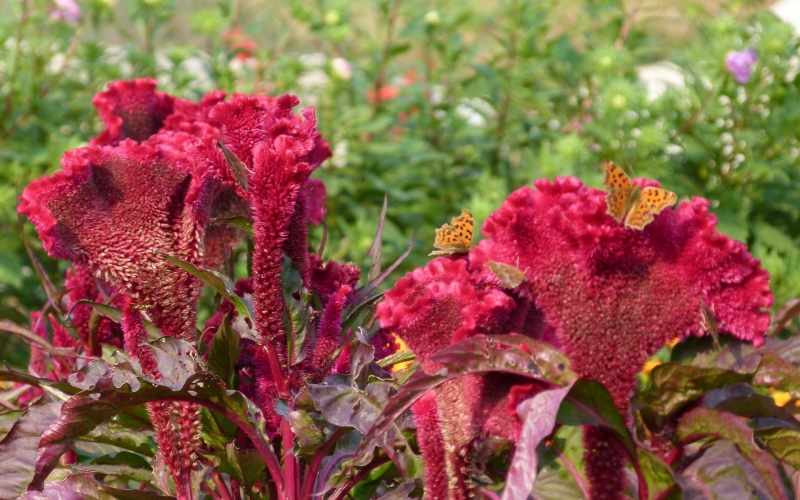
[470,176,772,499]
[376,258,528,498]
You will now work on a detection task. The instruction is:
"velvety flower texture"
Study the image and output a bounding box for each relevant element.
[377,258,530,499]
[19,79,237,497]
[378,175,771,499]
[65,265,125,356]
[19,137,216,340]
[470,176,772,499]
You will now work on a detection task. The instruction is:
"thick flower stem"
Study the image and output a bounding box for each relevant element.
[282,419,297,500]
[263,338,289,397]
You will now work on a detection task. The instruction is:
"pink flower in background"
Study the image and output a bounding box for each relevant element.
[51,0,82,25]
[725,47,758,84]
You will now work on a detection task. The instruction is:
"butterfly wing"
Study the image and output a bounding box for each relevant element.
[486,260,526,288]
[451,209,474,247]
[602,160,633,222]
[624,187,677,230]
[429,209,473,256]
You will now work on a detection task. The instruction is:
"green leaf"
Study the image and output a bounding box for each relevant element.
[210,216,254,240]
[557,380,634,456]
[288,410,326,454]
[282,257,311,366]
[78,422,156,457]
[532,425,588,500]
[161,253,254,321]
[636,448,677,500]
[755,428,800,469]
[73,301,161,340]
[0,398,63,500]
[207,314,240,386]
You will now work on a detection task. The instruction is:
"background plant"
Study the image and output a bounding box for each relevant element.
[3,1,800,369]
[2,0,800,494]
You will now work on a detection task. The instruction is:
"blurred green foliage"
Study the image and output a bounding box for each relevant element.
[2,0,799,367]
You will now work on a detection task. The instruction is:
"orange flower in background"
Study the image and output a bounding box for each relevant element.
[222,28,259,59]
[367,85,400,105]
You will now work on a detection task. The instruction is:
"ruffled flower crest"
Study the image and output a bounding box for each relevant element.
[469,176,772,498]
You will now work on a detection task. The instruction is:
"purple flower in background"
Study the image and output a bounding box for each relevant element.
[51,0,82,25]
[725,47,758,84]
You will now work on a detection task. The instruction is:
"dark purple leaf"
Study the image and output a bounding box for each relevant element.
[758,335,800,364]
[0,319,78,358]
[770,299,800,337]
[753,353,800,391]
[340,335,575,495]
[28,347,280,492]
[21,473,173,499]
[710,393,799,429]
[349,233,413,311]
[430,335,574,385]
[639,364,753,431]
[502,384,574,500]
[0,369,77,395]
[678,441,753,500]
[676,407,787,500]
[0,398,62,500]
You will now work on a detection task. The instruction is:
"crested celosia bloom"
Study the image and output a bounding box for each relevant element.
[18,79,245,498]
[207,93,331,416]
[65,265,125,356]
[377,258,531,499]
[469,176,772,499]
[378,176,771,499]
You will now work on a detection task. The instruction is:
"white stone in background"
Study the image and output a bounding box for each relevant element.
[771,0,800,32]
[636,61,685,100]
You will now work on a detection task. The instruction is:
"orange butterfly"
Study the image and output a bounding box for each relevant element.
[429,209,473,256]
[602,160,677,230]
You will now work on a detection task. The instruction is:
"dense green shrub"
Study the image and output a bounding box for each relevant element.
[2,0,799,360]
